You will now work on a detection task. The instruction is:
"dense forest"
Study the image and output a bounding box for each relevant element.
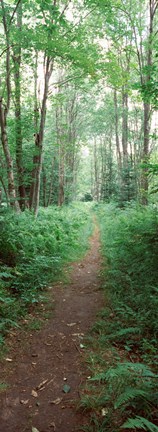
[0,0,157,210]
[0,0,158,431]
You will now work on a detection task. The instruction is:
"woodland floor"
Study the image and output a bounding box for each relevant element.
[0,224,103,432]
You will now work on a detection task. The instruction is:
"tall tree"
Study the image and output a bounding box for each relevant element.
[0,0,20,211]
[12,0,26,209]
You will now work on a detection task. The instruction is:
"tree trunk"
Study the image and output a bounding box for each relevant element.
[140,0,157,205]
[13,1,26,209]
[122,89,128,167]
[114,89,122,170]
[47,157,55,206]
[29,52,39,210]
[0,0,20,212]
[94,138,99,201]
[58,140,65,206]
[0,99,20,212]
[141,101,150,204]
[120,88,129,204]
[42,166,47,207]
[55,93,65,207]
[0,175,9,204]
[32,56,54,217]
[100,137,106,201]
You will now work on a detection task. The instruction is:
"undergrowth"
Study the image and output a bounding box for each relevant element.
[80,203,158,432]
[0,203,92,345]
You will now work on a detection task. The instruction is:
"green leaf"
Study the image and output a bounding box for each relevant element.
[122,416,158,432]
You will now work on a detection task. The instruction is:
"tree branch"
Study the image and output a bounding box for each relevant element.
[9,0,22,26]
[0,44,16,59]
[0,0,11,112]
[152,0,158,17]
[59,0,71,20]
[0,0,8,35]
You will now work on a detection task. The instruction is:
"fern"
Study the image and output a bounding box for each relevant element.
[105,363,157,380]
[122,416,158,432]
[90,362,157,383]
[90,371,107,382]
[114,388,147,409]
[106,327,140,340]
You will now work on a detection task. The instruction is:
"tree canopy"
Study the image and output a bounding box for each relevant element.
[0,0,157,211]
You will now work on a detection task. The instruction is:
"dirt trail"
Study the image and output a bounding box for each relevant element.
[0,225,103,432]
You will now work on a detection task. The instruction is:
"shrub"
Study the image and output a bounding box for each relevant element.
[0,203,92,342]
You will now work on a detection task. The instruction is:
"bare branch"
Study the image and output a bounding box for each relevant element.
[48,73,86,92]
[0,44,16,59]
[9,0,22,26]
[62,5,97,39]
[59,0,71,20]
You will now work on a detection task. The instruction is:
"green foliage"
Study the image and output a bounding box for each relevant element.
[97,203,158,346]
[80,203,158,431]
[0,204,92,342]
[122,417,158,432]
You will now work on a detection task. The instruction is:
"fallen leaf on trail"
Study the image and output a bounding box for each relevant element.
[5,358,13,362]
[32,428,40,432]
[51,397,62,405]
[63,384,71,393]
[36,379,48,390]
[67,323,76,327]
[20,399,29,405]
[31,390,38,398]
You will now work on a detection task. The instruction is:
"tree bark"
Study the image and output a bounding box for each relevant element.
[0,0,20,211]
[0,174,9,204]
[47,157,55,206]
[29,52,39,210]
[140,0,157,204]
[122,88,128,167]
[0,99,20,211]
[56,91,65,207]
[32,56,54,216]
[13,0,26,209]
[42,166,47,207]
[114,89,122,170]
[94,138,99,201]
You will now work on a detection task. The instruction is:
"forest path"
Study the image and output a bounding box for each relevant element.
[0,223,103,432]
